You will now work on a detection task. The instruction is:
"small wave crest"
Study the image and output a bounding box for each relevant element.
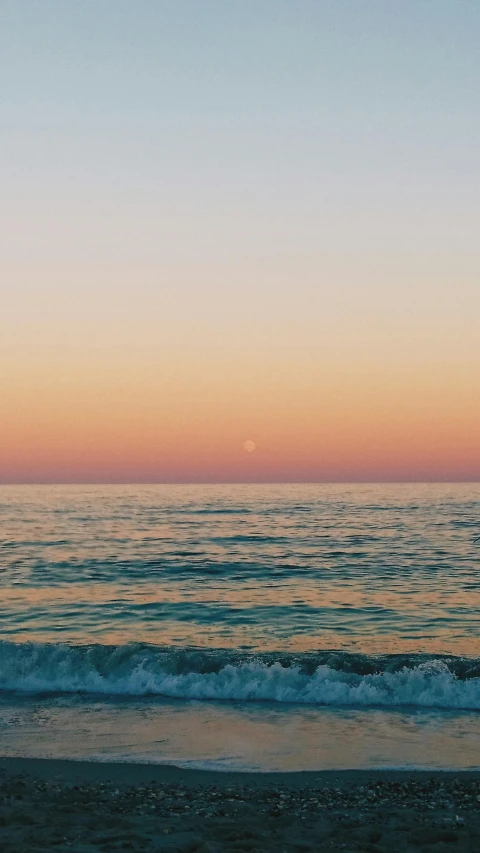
[1,642,479,710]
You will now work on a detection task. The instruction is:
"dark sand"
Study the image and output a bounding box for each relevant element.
[1,758,479,852]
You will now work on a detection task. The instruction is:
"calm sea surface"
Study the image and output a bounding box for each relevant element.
[1,484,479,770]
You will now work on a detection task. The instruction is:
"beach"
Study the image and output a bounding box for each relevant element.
[2,486,479,849]
[4,0,480,842]
[1,758,479,852]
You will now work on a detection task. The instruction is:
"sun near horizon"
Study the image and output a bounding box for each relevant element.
[1,2,479,485]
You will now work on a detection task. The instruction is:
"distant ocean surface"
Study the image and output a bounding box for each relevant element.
[1,484,479,771]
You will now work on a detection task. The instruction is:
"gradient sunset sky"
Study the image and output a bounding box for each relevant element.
[1,1,479,483]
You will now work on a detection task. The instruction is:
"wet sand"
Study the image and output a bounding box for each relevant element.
[1,757,479,851]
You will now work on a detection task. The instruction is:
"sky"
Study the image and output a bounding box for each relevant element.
[1,0,479,483]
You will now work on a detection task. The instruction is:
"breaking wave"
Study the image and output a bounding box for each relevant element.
[1,642,479,710]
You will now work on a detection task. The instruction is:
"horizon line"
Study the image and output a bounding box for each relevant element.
[1,480,479,487]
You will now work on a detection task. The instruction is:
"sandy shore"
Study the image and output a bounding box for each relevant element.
[1,758,479,852]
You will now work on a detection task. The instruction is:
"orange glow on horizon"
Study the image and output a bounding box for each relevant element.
[2,355,479,483]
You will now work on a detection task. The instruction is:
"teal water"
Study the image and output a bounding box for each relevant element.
[1,484,479,769]
[1,483,479,653]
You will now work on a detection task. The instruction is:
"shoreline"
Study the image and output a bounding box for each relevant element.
[2,757,479,851]
[2,756,480,786]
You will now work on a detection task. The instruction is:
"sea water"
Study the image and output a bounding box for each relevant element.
[0,484,479,770]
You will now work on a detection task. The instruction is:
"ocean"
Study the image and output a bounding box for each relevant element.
[1,483,479,771]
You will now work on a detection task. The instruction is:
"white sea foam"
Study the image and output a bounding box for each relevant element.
[1,642,479,710]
